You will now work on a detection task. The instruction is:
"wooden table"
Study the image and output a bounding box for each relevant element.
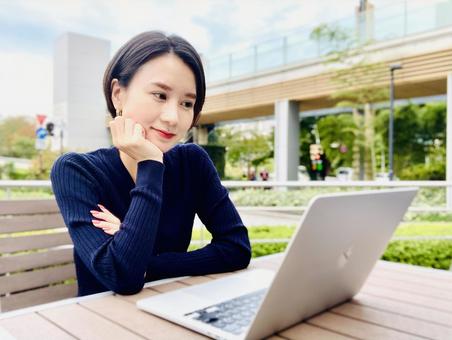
[1,254,452,339]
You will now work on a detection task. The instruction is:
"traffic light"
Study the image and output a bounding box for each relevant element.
[46,122,55,136]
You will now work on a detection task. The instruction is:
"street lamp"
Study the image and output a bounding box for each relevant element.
[388,63,403,180]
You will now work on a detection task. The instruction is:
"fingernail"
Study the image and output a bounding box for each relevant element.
[92,219,100,225]
[98,204,104,209]
[90,210,97,214]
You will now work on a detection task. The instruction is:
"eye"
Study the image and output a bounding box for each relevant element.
[152,92,166,101]
[182,101,194,109]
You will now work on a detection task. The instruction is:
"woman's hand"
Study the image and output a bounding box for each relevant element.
[90,204,121,235]
[109,116,163,163]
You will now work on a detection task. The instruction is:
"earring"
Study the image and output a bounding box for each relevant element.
[116,109,122,117]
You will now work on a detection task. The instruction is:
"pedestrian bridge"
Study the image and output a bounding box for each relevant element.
[197,5,452,183]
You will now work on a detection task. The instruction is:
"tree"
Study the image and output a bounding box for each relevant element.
[0,116,37,158]
[375,102,446,179]
[28,149,60,180]
[310,23,389,180]
[216,127,273,177]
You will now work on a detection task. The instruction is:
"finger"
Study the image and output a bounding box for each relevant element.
[92,220,120,230]
[90,210,120,224]
[97,204,113,216]
[133,122,145,139]
[92,223,118,235]
[115,116,125,138]
[124,118,135,137]
[109,120,118,145]
[98,205,121,224]
[103,228,117,236]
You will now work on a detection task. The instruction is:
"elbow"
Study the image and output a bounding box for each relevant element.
[232,243,252,271]
[112,281,144,296]
[239,245,252,270]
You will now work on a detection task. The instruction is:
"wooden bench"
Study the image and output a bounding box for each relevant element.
[0,199,77,313]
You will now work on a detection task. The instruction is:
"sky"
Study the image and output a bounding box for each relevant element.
[0,0,444,119]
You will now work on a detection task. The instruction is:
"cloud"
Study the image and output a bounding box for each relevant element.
[0,51,52,118]
[0,0,444,118]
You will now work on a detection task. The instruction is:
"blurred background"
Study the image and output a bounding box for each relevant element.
[0,0,452,270]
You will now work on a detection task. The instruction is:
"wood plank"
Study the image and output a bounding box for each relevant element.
[353,292,452,327]
[361,283,452,313]
[0,313,75,339]
[149,281,187,293]
[38,303,144,340]
[0,247,73,275]
[375,261,452,284]
[370,267,452,293]
[0,200,60,215]
[331,303,452,339]
[364,275,452,300]
[0,263,76,294]
[0,214,65,233]
[114,288,160,304]
[80,295,208,339]
[0,232,72,253]
[205,272,235,279]
[1,283,77,313]
[279,323,355,340]
[307,312,425,339]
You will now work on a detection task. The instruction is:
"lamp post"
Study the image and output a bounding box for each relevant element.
[388,63,403,180]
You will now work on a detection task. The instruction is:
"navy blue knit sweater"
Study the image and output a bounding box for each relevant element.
[50,143,251,296]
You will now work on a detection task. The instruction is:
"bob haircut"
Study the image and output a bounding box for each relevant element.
[103,31,206,127]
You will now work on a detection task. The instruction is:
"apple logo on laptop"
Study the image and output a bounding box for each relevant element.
[338,245,353,269]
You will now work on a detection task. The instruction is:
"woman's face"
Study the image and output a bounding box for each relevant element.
[112,52,196,153]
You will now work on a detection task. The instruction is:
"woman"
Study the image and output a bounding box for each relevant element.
[51,31,251,297]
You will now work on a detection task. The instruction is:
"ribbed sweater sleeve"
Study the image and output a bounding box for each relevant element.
[146,145,251,281]
[51,153,164,294]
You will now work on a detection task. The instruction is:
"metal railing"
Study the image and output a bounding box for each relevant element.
[205,0,452,83]
[2,179,452,209]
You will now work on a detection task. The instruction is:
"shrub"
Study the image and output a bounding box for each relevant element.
[251,240,452,270]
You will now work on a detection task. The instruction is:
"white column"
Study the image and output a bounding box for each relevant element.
[193,126,209,145]
[275,100,299,182]
[447,73,452,210]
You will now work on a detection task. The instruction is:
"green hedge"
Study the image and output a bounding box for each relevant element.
[382,240,452,270]
[251,240,452,270]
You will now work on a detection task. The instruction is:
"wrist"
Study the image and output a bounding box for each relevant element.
[140,155,163,163]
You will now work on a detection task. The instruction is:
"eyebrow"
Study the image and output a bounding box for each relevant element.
[151,82,197,100]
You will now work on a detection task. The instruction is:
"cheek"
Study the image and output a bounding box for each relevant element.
[125,96,160,125]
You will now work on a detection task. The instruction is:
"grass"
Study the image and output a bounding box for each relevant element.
[191,223,452,241]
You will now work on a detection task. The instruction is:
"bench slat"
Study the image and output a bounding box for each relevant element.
[0,247,74,275]
[0,232,72,253]
[0,263,76,295]
[0,283,78,313]
[0,214,65,233]
[0,200,60,215]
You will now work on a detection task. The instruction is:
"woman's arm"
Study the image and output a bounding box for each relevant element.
[145,145,251,280]
[87,145,251,282]
[51,153,164,295]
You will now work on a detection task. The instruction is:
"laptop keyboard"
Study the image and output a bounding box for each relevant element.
[185,289,266,335]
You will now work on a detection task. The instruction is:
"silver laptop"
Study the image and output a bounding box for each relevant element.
[137,188,418,339]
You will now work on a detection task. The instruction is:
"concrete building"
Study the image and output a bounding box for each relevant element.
[53,32,111,152]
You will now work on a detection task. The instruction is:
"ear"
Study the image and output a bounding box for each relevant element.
[111,78,124,112]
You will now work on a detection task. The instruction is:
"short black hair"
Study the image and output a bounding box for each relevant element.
[103,31,205,127]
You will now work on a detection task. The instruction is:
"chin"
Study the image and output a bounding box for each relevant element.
[150,139,177,153]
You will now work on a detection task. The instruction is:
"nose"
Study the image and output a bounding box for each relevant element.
[160,102,179,126]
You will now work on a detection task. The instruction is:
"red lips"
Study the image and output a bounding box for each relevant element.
[152,127,176,139]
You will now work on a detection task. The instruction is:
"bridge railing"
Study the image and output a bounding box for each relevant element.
[205,0,452,83]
